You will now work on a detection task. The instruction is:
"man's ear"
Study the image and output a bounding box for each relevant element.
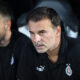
[6,20,11,30]
[56,26,61,37]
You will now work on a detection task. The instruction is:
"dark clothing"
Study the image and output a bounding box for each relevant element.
[0,31,30,80]
[18,33,80,80]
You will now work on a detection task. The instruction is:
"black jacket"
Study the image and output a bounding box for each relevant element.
[18,33,80,80]
[0,31,31,80]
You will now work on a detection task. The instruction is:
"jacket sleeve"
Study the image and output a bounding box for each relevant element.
[16,40,34,80]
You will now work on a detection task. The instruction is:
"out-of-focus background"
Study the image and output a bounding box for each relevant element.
[1,0,80,37]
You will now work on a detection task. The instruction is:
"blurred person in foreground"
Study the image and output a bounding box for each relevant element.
[0,1,31,80]
[17,7,80,80]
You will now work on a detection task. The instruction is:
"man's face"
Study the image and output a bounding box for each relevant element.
[0,15,7,42]
[28,19,61,53]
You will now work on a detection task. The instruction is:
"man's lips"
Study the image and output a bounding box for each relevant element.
[35,45,44,48]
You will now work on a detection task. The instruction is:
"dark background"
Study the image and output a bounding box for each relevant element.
[1,0,80,30]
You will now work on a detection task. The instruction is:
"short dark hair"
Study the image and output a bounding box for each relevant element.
[27,7,61,27]
[0,1,13,21]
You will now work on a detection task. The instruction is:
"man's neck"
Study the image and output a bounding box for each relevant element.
[47,42,61,63]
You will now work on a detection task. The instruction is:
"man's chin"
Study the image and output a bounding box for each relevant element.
[36,49,46,53]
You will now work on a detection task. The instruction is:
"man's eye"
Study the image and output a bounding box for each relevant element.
[29,31,34,35]
[39,31,47,36]
[39,31,46,34]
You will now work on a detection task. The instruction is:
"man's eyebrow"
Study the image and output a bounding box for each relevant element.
[38,30,46,33]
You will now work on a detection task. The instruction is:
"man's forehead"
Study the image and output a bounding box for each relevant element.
[29,27,47,33]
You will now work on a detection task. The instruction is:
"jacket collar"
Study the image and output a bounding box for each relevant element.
[57,32,68,64]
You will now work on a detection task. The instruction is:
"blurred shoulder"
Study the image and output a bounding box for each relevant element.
[12,30,31,45]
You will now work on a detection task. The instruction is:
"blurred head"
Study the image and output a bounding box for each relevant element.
[27,7,61,53]
[0,2,13,44]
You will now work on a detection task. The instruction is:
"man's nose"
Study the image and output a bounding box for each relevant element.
[33,34,41,42]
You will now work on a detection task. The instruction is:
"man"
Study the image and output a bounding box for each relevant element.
[0,2,31,80]
[18,7,80,80]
